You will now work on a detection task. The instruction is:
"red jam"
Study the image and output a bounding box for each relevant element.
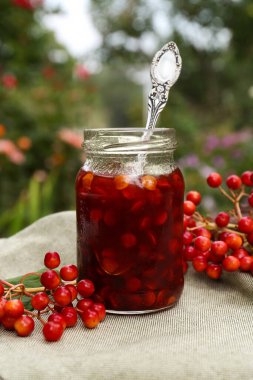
[76,168,184,312]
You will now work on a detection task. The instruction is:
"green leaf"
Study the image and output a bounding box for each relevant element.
[6,269,45,288]
[6,269,45,311]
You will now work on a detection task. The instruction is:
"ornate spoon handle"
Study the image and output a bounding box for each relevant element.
[145,41,182,131]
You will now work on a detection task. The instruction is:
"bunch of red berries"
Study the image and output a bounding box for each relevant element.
[0,252,106,341]
[183,171,253,279]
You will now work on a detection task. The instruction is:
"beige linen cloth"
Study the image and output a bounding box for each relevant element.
[0,211,252,380]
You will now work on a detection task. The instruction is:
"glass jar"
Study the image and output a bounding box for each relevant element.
[76,128,184,314]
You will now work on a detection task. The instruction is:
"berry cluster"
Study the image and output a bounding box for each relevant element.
[184,171,253,279]
[0,252,106,341]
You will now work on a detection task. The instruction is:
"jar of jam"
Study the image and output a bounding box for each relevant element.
[76,128,184,314]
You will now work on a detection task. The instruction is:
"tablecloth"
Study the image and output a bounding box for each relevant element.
[0,211,252,380]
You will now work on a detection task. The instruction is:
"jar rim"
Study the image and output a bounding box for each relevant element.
[82,128,177,155]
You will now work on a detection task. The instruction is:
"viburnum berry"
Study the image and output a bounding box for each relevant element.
[0,297,7,320]
[81,309,100,329]
[225,233,243,250]
[77,279,95,298]
[43,321,64,342]
[222,256,240,272]
[61,307,78,327]
[183,231,194,245]
[241,171,253,186]
[14,315,35,337]
[248,193,253,207]
[48,313,67,330]
[0,282,4,297]
[207,172,222,188]
[246,232,253,245]
[183,246,197,261]
[206,264,222,280]
[194,227,212,239]
[44,251,61,269]
[194,236,211,252]
[65,284,78,301]
[183,200,196,216]
[40,270,61,290]
[1,315,17,330]
[215,212,230,228]
[53,286,72,307]
[4,299,24,318]
[211,241,228,257]
[238,216,253,234]
[76,299,94,315]
[60,264,78,281]
[192,256,208,272]
[92,303,106,322]
[240,256,253,272]
[232,248,249,260]
[31,292,50,311]
[186,191,201,205]
[226,175,242,190]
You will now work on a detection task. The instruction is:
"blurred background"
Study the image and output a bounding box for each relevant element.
[0,0,252,236]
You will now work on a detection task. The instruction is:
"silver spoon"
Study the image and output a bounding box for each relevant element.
[144,41,182,133]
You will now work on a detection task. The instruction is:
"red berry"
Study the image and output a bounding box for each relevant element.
[206,264,222,279]
[77,279,95,298]
[31,292,50,311]
[187,217,196,228]
[241,171,253,186]
[0,297,7,320]
[40,270,61,290]
[186,191,201,205]
[0,282,4,297]
[192,256,208,272]
[81,309,99,329]
[48,313,67,330]
[61,306,78,327]
[247,232,253,245]
[182,260,188,273]
[1,315,17,330]
[65,284,78,301]
[44,251,61,269]
[238,216,253,233]
[215,212,230,228]
[207,172,222,188]
[248,193,253,207]
[211,241,228,257]
[43,321,64,341]
[233,248,249,260]
[92,303,106,322]
[225,233,243,250]
[121,232,137,248]
[219,231,230,242]
[183,231,194,245]
[53,286,72,307]
[60,264,78,281]
[194,227,212,239]
[183,246,197,261]
[226,175,242,190]
[126,277,141,292]
[183,200,196,216]
[194,236,211,252]
[240,256,253,272]
[4,299,24,318]
[222,256,240,272]
[14,315,35,337]
[76,299,94,315]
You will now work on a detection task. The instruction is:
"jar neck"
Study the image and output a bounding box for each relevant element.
[83,151,176,177]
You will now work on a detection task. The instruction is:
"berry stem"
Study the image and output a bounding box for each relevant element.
[218,186,234,202]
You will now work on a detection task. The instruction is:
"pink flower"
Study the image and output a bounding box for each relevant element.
[58,129,82,149]
[2,74,17,89]
[0,139,25,164]
[75,64,90,80]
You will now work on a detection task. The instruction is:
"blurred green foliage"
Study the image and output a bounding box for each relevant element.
[0,0,253,236]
